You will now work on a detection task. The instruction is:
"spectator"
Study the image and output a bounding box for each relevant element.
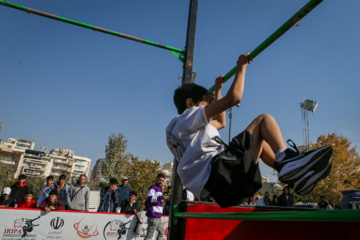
[117,177,131,208]
[45,174,70,207]
[97,178,119,213]
[38,190,65,213]
[145,173,166,240]
[17,190,37,208]
[316,196,333,210]
[271,195,279,206]
[263,192,272,206]
[278,186,294,207]
[163,186,171,215]
[254,192,264,206]
[37,176,54,206]
[246,194,256,206]
[0,187,13,207]
[121,191,140,214]
[67,174,90,211]
[10,174,29,207]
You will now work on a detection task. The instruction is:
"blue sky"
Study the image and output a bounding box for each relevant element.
[1,0,359,182]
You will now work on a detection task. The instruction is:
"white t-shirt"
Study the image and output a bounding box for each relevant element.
[166,106,225,200]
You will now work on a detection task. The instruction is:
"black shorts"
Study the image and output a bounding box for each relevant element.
[204,130,262,208]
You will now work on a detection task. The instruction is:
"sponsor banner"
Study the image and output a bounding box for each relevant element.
[0,209,168,240]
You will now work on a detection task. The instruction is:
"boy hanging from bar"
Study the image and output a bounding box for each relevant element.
[166,53,332,208]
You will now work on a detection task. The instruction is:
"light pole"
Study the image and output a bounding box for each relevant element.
[300,99,319,152]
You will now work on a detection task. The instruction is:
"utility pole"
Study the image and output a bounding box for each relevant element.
[168,1,198,240]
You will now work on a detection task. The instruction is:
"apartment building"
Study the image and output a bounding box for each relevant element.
[0,138,91,179]
[0,139,25,175]
[90,158,106,183]
[48,148,91,179]
[162,162,173,186]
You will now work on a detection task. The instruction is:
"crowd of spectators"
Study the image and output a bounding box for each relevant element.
[244,187,294,207]
[0,173,89,212]
[0,174,334,215]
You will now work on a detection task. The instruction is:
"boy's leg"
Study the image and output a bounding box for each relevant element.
[259,141,276,167]
[245,113,286,164]
[245,113,333,196]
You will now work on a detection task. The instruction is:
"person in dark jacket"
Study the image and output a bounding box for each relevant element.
[316,196,333,210]
[38,190,65,213]
[263,191,272,206]
[278,186,294,207]
[117,177,131,207]
[271,195,279,206]
[0,187,14,207]
[10,174,29,207]
[98,178,119,213]
[120,191,140,214]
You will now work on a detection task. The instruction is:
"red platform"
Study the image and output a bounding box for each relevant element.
[180,202,358,240]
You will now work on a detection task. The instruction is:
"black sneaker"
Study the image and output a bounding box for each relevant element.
[274,140,333,185]
[292,158,332,195]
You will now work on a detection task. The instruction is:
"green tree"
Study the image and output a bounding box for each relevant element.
[309,133,360,208]
[102,133,130,181]
[26,176,46,200]
[0,123,17,191]
[124,155,162,210]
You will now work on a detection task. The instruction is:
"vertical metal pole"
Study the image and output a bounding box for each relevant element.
[181,0,198,84]
[228,108,232,144]
[168,1,198,240]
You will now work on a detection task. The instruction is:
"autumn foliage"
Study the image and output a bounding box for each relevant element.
[125,155,163,210]
[310,133,360,208]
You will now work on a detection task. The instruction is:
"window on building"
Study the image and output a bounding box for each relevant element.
[75,165,87,171]
[51,151,61,156]
[2,157,14,162]
[52,169,64,174]
[16,143,30,148]
[24,169,39,174]
[74,160,89,166]
[55,163,67,168]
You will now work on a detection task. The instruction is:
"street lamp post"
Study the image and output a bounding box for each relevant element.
[300,99,319,152]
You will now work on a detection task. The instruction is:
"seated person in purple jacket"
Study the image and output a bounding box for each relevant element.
[38,190,65,213]
[144,173,166,240]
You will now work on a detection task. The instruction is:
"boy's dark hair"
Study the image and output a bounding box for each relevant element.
[174,83,214,114]
[59,174,66,180]
[49,190,58,196]
[130,191,137,197]
[18,174,26,180]
[79,174,87,179]
[109,178,118,185]
[157,173,166,179]
[47,176,54,181]
[25,190,33,196]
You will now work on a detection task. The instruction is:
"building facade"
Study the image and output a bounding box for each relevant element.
[0,138,91,179]
[90,158,106,183]
[162,162,173,186]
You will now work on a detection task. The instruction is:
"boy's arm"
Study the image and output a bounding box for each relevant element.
[209,75,226,130]
[204,53,249,120]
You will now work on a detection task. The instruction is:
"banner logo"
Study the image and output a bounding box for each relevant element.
[103,220,131,239]
[74,219,99,238]
[50,217,64,230]
[3,216,40,239]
